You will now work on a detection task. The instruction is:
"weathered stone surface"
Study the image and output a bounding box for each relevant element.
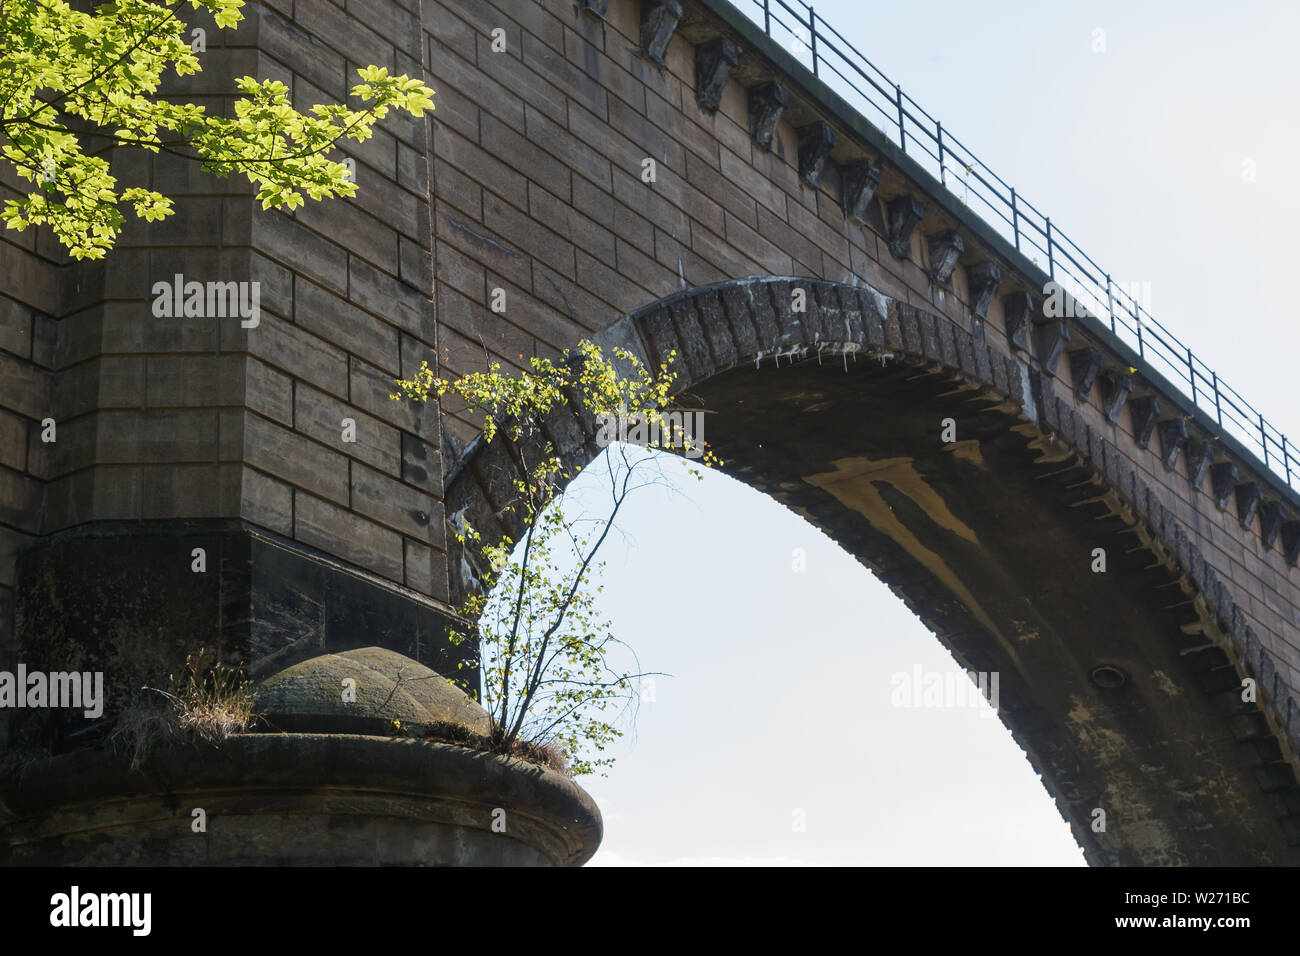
[974,340,994,385]
[720,282,762,357]
[0,733,601,866]
[694,38,738,113]
[1186,439,1214,491]
[886,194,924,258]
[640,0,682,66]
[955,325,977,376]
[843,160,882,223]
[1260,500,1283,550]
[966,261,1001,319]
[899,303,924,357]
[7,523,467,747]
[855,288,886,347]
[937,317,959,369]
[666,297,716,383]
[1156,418,1188,470]
[589,312,650,374]
[768,278,810,349]
[1211,462,1240,510]
[806,283,841,344]
[797,122,836,187]
[5,0,1300,871]
[883,299,905,351]
[1235,482,1262,529]
[1068,348,1102,400]
[253,646,491,735]
[1283,521,1300,566]
[1032,318,1070,377]
[926,230,963,287]
[749,280,783,346]
[695,288,739,370]
[1129,396,1161,449]
[1101,372,1133,423]
[639,304,684,374]
[1003,291,1034,353]
[748,81,788,150]
[831,285,865,343]
[989,342,1009,393]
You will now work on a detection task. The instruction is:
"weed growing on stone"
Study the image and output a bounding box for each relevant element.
[109,651,261,769]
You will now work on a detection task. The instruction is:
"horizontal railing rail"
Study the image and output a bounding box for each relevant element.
[743,0,1296,490]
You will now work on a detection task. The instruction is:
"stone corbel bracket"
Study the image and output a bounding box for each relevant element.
[640,0,682,67]
[748,81,788,150]
[1186,440,1214,490]
[925,230,963,287]
[1068,347,1102,400]
[1033,314,1070,377]
[1156,418,1188,470]
[1236,482,1263,529]
[1281,521,1300,565]
[1002,291,1033,353]
[1129,396,1161,449]
[695,38,738,112]
[885,194,923,258]
[1210,461,1239,511]
[1260,500,1284,550]
[967,261,1001,320]
[843,160,882,223]
[797,121,836,187]
[1100,372,1133,422]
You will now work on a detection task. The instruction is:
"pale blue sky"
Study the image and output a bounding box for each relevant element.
[565,0,1300,866]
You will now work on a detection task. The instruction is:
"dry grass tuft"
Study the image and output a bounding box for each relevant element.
[415,720,572,777]
[510,737,571,775]
[108,697,182,770]
[109,651,261,769]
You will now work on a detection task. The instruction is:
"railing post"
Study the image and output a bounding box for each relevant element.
[1104,274,1114,333]
[809,7,818,76]
[1284,435,1292,487]
[895,84,905,152]
[763,0,770,34]
[1261,413,1269,466]
[1188,346,1196,405]
[937,120,945,186]
[1045,217,1054,278]
[1011,188,1019,251]
[1212,371,1222,426]
[1136,309,1145,359]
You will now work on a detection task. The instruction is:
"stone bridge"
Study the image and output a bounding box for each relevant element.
[2,0,1299,865]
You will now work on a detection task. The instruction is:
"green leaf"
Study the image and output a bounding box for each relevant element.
[1,0,435,257]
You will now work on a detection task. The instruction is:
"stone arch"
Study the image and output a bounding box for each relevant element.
[442,277,1300,865]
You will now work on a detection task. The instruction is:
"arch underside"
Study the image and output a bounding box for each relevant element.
[699,355,1294,865]
[444,278,1300,865]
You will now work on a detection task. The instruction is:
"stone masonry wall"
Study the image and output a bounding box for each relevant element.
[0,0,1297,724]
[421,0,1300,703]
[1,0,447,653]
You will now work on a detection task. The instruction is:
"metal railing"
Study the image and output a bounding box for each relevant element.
[743,0,1296,492]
